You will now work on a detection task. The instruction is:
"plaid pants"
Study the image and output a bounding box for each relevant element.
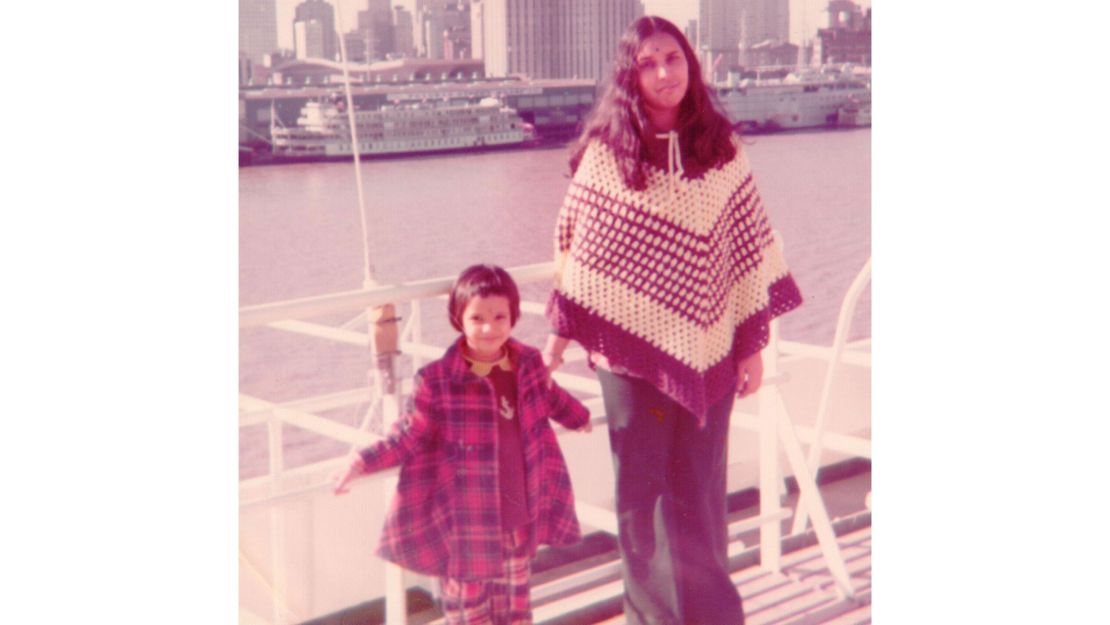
[440,525,533,625]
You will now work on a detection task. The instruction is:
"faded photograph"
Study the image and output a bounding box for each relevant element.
[239,1,871,624]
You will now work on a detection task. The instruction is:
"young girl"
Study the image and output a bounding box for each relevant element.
[335,264,591,625]
[543,16,803,625]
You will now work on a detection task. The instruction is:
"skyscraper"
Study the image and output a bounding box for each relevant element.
[364,0,395,60]
[737,0,789,65]
[470,1,485,60]
[293,0,337,61]
[240,0,278,66]
[394,6,416,57]
[413,1,470,59]
[481,0,641,80]
[699,0,740,79]
[699,0,789,75]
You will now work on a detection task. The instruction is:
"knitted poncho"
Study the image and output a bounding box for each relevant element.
[546,134,803,424]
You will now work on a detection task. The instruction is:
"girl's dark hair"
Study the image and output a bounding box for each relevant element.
[569,15,737,190]
[448,264,522,332]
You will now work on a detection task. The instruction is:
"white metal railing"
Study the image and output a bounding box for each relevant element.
[239,259,871,624]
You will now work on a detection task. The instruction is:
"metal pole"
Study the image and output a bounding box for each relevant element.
[331,4,405,622]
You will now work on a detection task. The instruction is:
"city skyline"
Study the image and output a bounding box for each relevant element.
[268,0,870,55]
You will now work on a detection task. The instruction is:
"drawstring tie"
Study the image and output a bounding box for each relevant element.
[656,130,684,203]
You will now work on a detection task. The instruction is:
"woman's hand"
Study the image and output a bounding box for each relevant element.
[333,453,367,495]
[541,335,570,390]
[736,351,764,398]
[541,350,564,389]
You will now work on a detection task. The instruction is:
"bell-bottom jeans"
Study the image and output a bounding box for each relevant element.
[597,368,745,625]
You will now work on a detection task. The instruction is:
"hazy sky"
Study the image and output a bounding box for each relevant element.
[273,0,871,53]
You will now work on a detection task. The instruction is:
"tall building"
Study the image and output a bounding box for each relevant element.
[362,0,395,60]
[413,1,470,59]
[818,0,870,65]
[419,7,445,58]
[441,2,471,59]
[293,0,337,61]
[343,29,369,62]
[698,0,740,79]
[240,0,278,67]
[393,6,416,57]
[482,0,641,80]
[700,0,789,74]
[737,0,789,65]
[470,1,485,60]
[685,19,698,49]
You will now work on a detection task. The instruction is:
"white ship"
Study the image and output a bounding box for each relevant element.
[837,95,872,128]
[270,96,537,159]
[716,68,871,132]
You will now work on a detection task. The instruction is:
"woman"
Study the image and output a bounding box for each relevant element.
[542,16,803,625]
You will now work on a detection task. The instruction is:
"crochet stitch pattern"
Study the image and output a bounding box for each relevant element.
[547,137,803,423]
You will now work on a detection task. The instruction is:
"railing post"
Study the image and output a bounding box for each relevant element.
[369,302,407,625]
[759,319,783,573]
[267,412,288,625]
[410,300,424,371]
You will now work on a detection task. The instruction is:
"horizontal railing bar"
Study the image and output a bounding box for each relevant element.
[240,410,608,509]
[574,500,618,535]
[266,319,368,346]
[240,388,372,426]
[241,262,555,328]
[239,393,272,413]
[532,560,621,605]
[729,508,793,538]
[732,414,871,458]
[276,407,379,447]
[778,340,871,367]
[240,463,400,510]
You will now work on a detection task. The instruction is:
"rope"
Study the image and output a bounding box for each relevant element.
[332,0,375,290]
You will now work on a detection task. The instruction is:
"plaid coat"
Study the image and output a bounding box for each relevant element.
[359,337,590,580]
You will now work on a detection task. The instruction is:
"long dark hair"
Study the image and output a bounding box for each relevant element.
[569,15,737,190]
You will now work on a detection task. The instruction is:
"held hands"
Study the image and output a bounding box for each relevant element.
[541,349,563,390]
[736,351,764,398]
[333,453,368,495]
[541,334,570,390]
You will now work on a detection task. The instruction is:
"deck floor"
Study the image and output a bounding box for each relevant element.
[577,525,871,625]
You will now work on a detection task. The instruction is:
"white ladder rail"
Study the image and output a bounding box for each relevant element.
[791,257,872,535]
[757,317,855,598]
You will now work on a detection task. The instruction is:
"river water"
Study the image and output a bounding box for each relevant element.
[239,128,870,477]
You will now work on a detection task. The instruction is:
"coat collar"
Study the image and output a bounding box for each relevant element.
[446,337,523,381]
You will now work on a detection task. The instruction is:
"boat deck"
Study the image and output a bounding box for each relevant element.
[291,469,872,625]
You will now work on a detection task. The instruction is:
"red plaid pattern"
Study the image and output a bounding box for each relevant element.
[358,338,590,579]
[440,525,533,625]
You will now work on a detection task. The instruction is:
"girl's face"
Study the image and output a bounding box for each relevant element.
[461,295,513,361]
[635,32,689,117]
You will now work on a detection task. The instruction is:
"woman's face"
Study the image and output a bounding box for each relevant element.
[635,32,689,116]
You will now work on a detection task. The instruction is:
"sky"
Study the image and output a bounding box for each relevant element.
[273,0,872,52]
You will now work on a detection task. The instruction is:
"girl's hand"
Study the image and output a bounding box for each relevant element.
[333,454,367,495]
[578,421,593,433]
[736,351,764,398]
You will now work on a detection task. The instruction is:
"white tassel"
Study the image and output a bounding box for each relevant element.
[656,131,684,203]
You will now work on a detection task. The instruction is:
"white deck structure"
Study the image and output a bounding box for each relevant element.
[239,260,872,625]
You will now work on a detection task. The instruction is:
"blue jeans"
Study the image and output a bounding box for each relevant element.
[598,368,744,625]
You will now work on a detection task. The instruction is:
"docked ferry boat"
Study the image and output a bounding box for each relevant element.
[270,96,537,160]
[717,70,871,132]
[837,95,872,128]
